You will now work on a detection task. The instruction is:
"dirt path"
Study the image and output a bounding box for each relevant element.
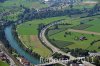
[68,29,100,35]
[82,1,98,5]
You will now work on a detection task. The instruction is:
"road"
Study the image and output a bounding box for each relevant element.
[39,21,98,66]
[0,42,23,66]
[39,21,76,60]
[38,22,97,66]
[68,29,100,35]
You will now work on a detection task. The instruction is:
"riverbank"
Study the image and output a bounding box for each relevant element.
[12,25,41,59]
[16,17,66,57]
[4,26,39,64]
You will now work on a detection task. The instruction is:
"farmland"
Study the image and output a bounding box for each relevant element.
[0,0,48,22]
[17,16,67,57]
[0,0,48,9]
[0,61,9,66]
[17,14,100,57]
[0,0,100,66]
[85,18,100,32]
[46,15,100,52]
[48,30,100,52]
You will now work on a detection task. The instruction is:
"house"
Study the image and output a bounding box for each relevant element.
[20,57,30,66]
[0,52,7,61]
[79,36,87,41]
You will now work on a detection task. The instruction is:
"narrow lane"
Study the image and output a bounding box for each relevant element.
[68,29,100,35]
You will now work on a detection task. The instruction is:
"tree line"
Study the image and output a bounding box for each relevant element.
[0,0,7,3]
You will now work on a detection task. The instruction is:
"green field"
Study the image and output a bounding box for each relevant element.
[13,0,100,57]
[17,14,100,57]
[0,61,9,66]
[0,0,48,9]
[85,17,100,32]
[49,30,100,51]
[47,15,100,52]
[17,16,67,35]
[0,0,48,21]
[71,15,100,32]
[17,16,67,57]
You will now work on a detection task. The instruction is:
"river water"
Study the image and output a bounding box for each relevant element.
[4,25,40,64]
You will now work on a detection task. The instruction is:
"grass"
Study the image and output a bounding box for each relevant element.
[47,15,100,52]
[64,0,97,10]
[49,39,74,49]
[17,14,100,55]
[2,11,21,21]
[68,15,100,32]
[0,61,9,66]
[72,4,95,9]
[0,0,48,21]
[17,16,67,35]
[71,24,93,30]
[19,35,52,57]
[85,18,100,32]
[17,16,67,57]
[0,0,99,58]
[47,16,94,36]
[49,30,100,52]
[0,0,48,9]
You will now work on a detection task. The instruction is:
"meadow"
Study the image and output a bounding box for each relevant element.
[17,16,67,57]
[47,15,100,52]
[85,17,100,32]
[49,30,100,52]
[17,14,100,56]
[15,0,100,57]
[0,0,48,9]
[0,61,9,66]
[0,0,48,21]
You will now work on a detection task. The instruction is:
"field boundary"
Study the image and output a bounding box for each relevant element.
[68,29,100,35]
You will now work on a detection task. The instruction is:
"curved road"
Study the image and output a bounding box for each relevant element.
[38,21,97,66]
[39,21,75,60]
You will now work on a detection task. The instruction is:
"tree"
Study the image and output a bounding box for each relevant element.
[69,4,73,9]
[98,46,100,49]
[65,32,68,35]
[38,23,45,32]
[0,0,7,2]
[54,24,59,29]
[64,34,66,37]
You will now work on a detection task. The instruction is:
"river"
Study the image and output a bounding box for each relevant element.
[4,25,40,64]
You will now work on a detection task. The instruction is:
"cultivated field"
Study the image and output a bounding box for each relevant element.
[49,31,100,52]
[47,15,100,52]
[0,0,48,9]
[17,16,67,57]
[16,0,100,57]
[17,14,100,56]
[0,0,48,21]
